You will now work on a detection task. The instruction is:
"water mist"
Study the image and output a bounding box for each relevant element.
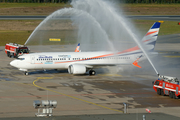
[71,0,159,75]
[25,0,159,75]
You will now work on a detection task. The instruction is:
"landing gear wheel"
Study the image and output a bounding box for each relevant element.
[161,89,165,96]
[89,70,96,76]
[157,88,161,95]
[172,92,177,99]
[9,53,12,58]
[169,92,173,98]
[25,72,29,76]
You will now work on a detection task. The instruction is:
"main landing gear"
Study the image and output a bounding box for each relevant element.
[89,69,96,76]
[25,71,29,76]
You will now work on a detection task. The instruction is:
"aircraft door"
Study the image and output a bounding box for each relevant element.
[31,56,35,64]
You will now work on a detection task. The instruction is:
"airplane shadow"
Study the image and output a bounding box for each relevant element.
[28,69,68,75]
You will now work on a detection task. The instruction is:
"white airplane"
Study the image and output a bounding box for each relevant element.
[10,22,161,76]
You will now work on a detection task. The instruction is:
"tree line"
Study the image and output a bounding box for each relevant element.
[123,0,180,3]
[0,0,180,3]
[0,0,70,3]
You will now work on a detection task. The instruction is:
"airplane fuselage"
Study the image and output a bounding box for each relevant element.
[10,51,142,71]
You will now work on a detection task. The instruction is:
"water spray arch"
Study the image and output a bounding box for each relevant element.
[72,0,159,75]
[25,8,116,51]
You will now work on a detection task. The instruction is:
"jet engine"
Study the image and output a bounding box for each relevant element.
[68,64,86,74]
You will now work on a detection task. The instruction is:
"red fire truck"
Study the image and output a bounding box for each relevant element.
[153,75,180,99]
[5,43,29,58]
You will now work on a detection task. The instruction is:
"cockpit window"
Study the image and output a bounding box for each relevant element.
[17,58,25,60]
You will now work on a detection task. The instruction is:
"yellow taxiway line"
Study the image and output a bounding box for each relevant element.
[164,56,180,58]
[33,77,123,113]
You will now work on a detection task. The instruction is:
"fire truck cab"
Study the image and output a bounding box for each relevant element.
[153,75,180,99]
[5,43,29,58]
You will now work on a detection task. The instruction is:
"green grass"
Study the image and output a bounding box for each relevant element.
[26,30,78,45]
[0,30,78,46]
[0,20,179,46]
[134,20,180,36]
[124,4,180,7]
[0,3,71,8]
[0,31,32,46]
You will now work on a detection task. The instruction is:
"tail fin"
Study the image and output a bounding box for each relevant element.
[74,43,80,52]
[141,22,161,51]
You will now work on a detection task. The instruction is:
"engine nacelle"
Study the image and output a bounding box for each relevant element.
[68,64,86,75]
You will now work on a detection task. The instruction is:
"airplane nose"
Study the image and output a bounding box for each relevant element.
[10,60,18,67]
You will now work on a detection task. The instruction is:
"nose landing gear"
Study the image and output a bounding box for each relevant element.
[25,71,29,76]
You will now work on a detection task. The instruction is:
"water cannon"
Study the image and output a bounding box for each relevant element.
[158,74,178,82]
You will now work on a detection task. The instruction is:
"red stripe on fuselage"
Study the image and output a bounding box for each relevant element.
[54,46,140,64]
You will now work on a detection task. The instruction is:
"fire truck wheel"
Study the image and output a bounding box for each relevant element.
[25,72,29,76]
[7,52,10,57]
[9,53,12,58]
[8,52,11,57]
[169,92,173,98]
[172,92,177,99]
[13,53,17,58]
[161,89,165,96]
[157,88,161,95]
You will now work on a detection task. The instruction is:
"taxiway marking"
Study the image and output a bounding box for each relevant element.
[163,56,180,58]
[33,77,123,113]
[0,80,34,86]
[0,92,154,99]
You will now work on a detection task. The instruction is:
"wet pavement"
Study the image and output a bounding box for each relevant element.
[1,113,180,120]
[0,34,180,119]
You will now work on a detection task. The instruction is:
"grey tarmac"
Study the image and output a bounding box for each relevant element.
[0,15,180,21]
[0,34,180,119]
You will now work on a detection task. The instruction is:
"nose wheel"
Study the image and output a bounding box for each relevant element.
[25,71,29,76]
[89,70,96,75]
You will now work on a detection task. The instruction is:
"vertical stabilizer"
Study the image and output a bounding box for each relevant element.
[141,22,161,51]
[74,43,80,52]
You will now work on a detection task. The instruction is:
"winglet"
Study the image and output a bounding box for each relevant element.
[74,43,80,52]
[132,57,142,68]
